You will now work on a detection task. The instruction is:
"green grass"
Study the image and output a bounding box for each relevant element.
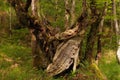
[0,39,65,80]
[0,28,120,80]
[0,43,120,80]
[99,50,120,80]
[1,43,120,80]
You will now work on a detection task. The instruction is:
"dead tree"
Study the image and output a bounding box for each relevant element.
[7,0,107,78]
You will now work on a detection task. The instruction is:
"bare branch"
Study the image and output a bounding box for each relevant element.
[64,0,70,29]
[70,0,76,26]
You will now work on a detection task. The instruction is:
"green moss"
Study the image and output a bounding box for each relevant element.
[90,62,106,80]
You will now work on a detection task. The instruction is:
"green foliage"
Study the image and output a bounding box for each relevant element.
[40,0,65,28]
[0,43,64,79]
[39,0,82,28]
[0,1,10,11]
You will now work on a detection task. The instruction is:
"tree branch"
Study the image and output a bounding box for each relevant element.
[25,0,32,12]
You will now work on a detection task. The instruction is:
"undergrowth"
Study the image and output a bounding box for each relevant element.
[1,44,119,80]
[0,28,120,80]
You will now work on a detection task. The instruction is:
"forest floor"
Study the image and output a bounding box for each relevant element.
[0,41,120,80]
[0,29,120,80]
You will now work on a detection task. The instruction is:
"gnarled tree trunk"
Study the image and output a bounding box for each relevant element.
[7,0,107,78]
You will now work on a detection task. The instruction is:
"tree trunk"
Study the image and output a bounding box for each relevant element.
[95,19,104,65]
[30,29,50,69]
[31,0,51,68]
[70,0,76,27]
[64,0,70,29]
[55,0,58,21]
[83,2,107,79]
[84,19,100,63]
[95,2,107,65]
[31,0,38,16]
[112,0,120,63]
[9,7,12,37]
[84,0,100,63]
[7,0,107,78]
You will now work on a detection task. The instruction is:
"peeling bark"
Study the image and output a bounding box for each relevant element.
[7,0,107,77]
[47,37,81,76]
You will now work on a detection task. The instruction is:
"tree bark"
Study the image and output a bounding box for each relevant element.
[95,19,104,65]
[84,0,107,63]
[31,0,38,16]
[83,2,107,79]
[9,7,12,37]
[84,0,100,63]
[64,0,70,29]
[112,0,120,63]
[95,2,107,65]
[55,0,58,21]
[7,0,107,77]
[30,0,51,68]
[70,0,76,27]
[84,20,100,63]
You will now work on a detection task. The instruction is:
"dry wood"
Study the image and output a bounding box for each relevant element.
[46,37,81,76]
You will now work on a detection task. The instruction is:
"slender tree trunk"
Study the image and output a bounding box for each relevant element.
[38,1,49,25]
[55,0,58,21]
[95,3,107,65]
[83,2,107,79]
[31,0,38,16]
[85,22,99,63]
[70,0,75,27]
[64,0,70,29]
[31,0,39,68]
[95,19,104,65]
[84,0,99,63]
[112,0,120,63]
[9,7,12,37]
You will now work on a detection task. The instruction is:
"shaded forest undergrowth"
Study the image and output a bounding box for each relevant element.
[0,28,120,80]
